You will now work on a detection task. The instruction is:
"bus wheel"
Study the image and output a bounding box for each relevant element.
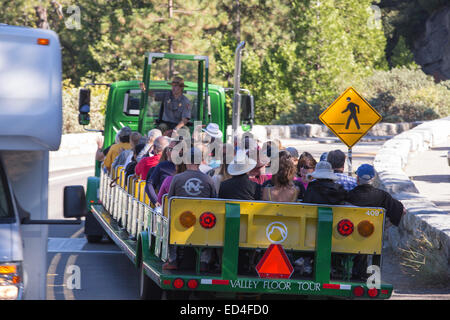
[86,234,103,243]
[139,263,162,300]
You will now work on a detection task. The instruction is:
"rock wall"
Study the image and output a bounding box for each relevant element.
[373,117,450,275]
[414,6,450,81]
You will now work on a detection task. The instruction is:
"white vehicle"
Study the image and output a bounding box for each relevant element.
[0,25,81,300]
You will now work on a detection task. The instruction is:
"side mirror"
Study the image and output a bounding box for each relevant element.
[64,186,87,218]
[78,88,91,126]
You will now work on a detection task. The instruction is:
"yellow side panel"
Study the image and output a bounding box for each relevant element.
[138,181,146,202]
[168,198,385,254]
[132,180,138,198]
[119,168,125,188]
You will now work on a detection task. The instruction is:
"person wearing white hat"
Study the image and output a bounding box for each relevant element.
[202,122,223,140]
[218,150,262,200]
[302,161,347,205]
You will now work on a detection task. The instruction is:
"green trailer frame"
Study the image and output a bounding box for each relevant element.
[86,169,393,299]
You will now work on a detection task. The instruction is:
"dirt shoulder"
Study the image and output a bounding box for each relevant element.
[381,248,450,300]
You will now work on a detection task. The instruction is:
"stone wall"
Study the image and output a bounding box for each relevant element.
[373,117,450,274]
[227,122,419,142]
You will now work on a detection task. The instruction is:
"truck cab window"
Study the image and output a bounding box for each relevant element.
[144,90,199,121]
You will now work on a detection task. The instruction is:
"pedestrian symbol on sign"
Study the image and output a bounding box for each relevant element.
[342,97,360,130]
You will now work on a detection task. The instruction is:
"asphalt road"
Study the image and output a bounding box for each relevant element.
[47,166,140,300]
[46,138,450,300]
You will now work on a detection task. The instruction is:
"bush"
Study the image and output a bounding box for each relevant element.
[354,67,450,122]
[62,79,107,134]
[274,102,323,124]
[275,66,450,124]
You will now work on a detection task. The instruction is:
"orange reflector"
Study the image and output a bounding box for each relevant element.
[179,211,196,228]
[0,265,17,274]
[357,220,374,237]
[12,276,21,284]
[37,38,50,45]
[255,244,293,279]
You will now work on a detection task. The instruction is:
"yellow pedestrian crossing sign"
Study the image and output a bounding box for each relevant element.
[319,87,382,148]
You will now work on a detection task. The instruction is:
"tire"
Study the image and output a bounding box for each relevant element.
[86,234,103,243]
[139,263,162,300]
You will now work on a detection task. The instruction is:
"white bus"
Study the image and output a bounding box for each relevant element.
[0,25,73,299]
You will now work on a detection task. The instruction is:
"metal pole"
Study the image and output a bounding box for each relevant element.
[232,41,246,134]
[348,147,352,176]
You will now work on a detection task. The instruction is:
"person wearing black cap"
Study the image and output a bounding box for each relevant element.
[346,164,406,226]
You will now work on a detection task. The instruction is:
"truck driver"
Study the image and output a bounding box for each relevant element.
[140,76,191,134]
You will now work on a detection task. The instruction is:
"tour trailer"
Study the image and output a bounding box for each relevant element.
[80,165,393,299]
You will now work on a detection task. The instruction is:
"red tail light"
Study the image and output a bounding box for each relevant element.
[173,278,184,289]
[337,219,354,236]
[187,279,198,289]
[367,287,379,298]
[353,286,365,297]
[199,212,216,229]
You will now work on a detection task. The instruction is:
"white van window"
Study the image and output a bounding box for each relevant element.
[0,166,12,219]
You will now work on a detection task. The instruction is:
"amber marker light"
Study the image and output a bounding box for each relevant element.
[37,38,50,45]
[0,265,17,274]
[179,211,196,228]
[357,220,375,237]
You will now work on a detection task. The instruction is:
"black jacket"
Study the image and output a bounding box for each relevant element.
[218,174,262,200]
[346,184,404,226]
[302,179,347,205]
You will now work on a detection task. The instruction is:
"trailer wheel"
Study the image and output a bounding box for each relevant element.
[139,263,162,300]
[86,234,103,243]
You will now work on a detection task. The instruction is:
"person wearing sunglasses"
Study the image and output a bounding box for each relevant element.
[297,152,317,190]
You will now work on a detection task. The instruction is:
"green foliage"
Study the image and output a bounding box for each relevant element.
[2,0,448,131]
[274,102,323,124]
[62,80,107,134]
[354,67,450,122]
[277,66,450,123]
[390,36,417,68]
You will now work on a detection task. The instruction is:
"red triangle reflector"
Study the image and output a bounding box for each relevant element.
[255,244,294,279]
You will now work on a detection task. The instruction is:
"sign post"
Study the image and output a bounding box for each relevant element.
[319,87,381,175]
